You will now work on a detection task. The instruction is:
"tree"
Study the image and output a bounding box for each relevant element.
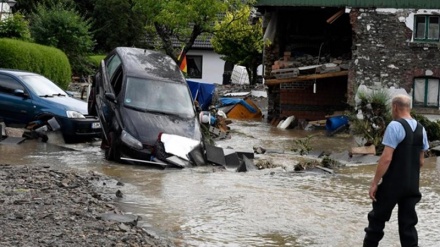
[92,0,148,52]
[0,13,32,41]
[211,5,264,85]
[29,1,95,75]
[134,0,250,67]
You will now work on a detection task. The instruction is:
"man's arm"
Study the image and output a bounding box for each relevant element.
[369,146,394,201]
[420,151,424,167]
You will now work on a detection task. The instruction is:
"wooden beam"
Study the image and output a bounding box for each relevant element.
[265,70,349,86]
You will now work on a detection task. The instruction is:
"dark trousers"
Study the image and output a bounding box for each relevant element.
[363,184,421,247]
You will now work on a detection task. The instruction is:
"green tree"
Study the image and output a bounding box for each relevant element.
[134,0,250,66]
[211,5,264,85]
[92,0,148,52]
[0,13,32,41]
[29,1,95,76]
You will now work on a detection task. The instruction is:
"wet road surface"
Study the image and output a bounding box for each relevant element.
[1,121,439,246]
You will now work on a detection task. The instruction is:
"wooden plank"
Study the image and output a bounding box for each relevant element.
[265,70,349,86]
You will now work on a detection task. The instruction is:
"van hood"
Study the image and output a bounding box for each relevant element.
[121,106,202,146]
[44,96,88,114]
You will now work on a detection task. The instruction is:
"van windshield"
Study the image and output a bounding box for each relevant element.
[124,77,195,118]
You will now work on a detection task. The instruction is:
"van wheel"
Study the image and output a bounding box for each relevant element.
[105,132,120,161]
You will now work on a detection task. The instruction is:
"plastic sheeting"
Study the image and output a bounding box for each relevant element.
[218,98,257,113]
[187,80,216,111]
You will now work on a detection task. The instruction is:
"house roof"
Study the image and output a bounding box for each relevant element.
[255,0,440,9]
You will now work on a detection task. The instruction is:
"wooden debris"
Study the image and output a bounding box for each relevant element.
[350,145,376,156]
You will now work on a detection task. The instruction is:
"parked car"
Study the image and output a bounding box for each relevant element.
[88,47,202,163]
[0,69,101,143]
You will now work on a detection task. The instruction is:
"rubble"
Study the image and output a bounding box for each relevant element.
[0,164,169,247]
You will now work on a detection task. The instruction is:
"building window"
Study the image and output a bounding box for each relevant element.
[413,78,439,107]
[187,55,202,79]
[414,15,440,41]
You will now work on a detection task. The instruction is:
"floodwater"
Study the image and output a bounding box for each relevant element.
[1,120,440,247]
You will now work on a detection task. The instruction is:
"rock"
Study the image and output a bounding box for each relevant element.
[116,190,123,198]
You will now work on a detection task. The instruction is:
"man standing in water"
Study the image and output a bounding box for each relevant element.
[363,94,429,247]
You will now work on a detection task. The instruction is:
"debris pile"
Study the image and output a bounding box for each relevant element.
[269,51,350,79]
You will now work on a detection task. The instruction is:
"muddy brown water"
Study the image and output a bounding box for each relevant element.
[1,120,439,247]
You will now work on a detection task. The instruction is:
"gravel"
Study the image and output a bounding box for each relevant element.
[0,164,172,247]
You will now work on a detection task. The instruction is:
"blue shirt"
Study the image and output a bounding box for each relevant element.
[382,118,429,151]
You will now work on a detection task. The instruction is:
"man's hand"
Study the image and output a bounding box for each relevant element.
[369,182,378,202]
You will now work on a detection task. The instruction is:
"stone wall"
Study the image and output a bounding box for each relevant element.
[263,7,440,121]
[349,8,440,103]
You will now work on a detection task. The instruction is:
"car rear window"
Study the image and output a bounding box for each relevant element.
[124,77,195,118]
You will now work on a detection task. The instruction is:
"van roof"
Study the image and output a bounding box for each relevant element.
[114,47,186,83]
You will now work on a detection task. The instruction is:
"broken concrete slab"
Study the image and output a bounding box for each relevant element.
[0,137,26,145]
[329,151,379,166]
[188,145,206,166]
[236,150,255,160]
[236,156,257,172]
[223,149,241,169]
[99,213,140,226]
[4,127,25,138]
[205,144,226,166]
[166,156,190,168]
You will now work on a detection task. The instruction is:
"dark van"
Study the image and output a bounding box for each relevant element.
[88,47,202,163]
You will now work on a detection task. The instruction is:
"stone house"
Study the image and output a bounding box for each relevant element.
[255,0,440,121]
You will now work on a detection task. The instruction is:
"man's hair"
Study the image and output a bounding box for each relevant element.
[392,94,411,109]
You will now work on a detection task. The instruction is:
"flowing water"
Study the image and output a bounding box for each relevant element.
[1,120,439,247]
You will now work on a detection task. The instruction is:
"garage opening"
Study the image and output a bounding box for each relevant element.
[266,7,353,121]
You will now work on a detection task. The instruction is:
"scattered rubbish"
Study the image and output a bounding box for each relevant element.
[278,115,295,129]
[326,115,349,136]
[217,97,263,120]
[350,145,376,156]
[315,165,334,174]
[187,80,216,111]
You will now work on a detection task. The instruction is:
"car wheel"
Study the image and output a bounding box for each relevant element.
[87,87,97,116]
[105,131,120,161]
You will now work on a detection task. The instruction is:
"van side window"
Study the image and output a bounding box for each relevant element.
[106,55,122,81]
[0,75,24,96]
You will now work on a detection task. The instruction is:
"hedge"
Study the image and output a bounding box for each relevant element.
[0,38,71,89]
[89,55,106,67]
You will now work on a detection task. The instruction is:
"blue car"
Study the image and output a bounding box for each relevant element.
[0,69,101,143]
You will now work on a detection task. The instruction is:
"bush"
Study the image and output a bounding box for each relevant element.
[350,90,392,154]
[411,112,440,142]
[89,55,106,67]
[0,38,71,89]
[0,13,32,41]
[30,2,95,76]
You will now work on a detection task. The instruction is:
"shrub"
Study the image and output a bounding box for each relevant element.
[350,90,392,154]
[89,55,106,67]
[30,2,95,76]
[411,112,440,142]
[0,38,71,89]
[0,13,32,41]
